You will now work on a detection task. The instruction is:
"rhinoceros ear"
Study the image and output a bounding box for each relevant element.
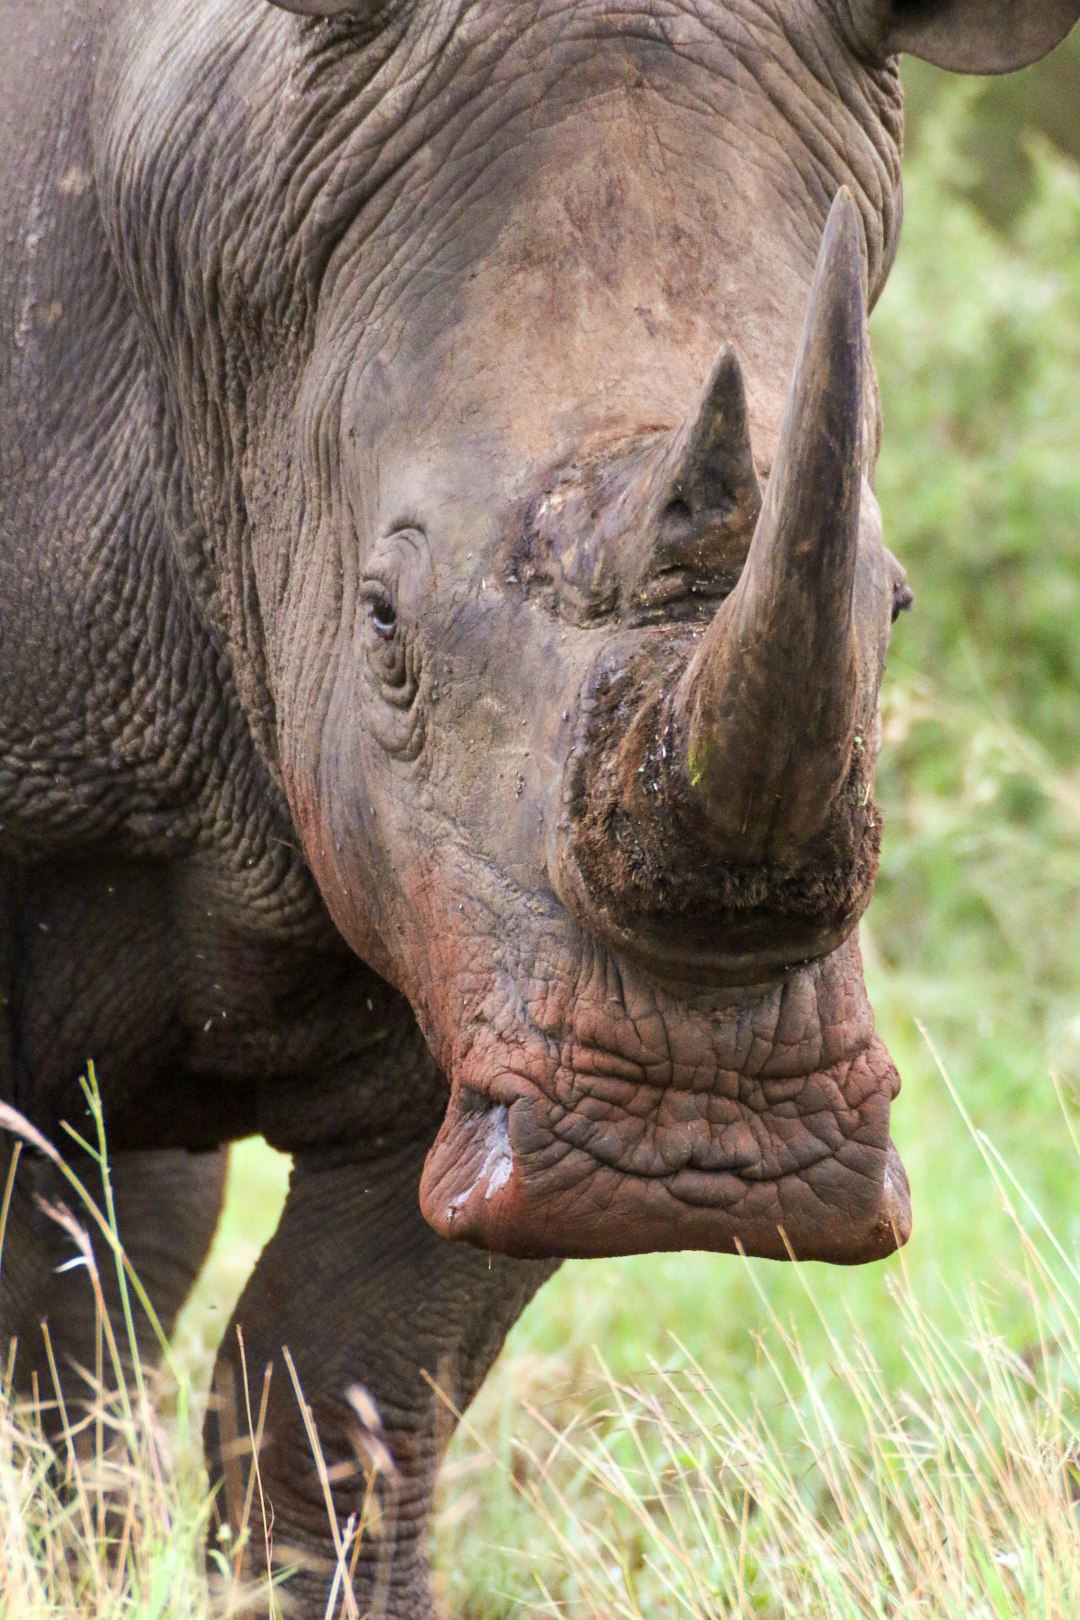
[847,0,1080,74]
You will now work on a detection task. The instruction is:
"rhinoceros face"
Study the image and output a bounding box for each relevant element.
[265,0,1074,1263]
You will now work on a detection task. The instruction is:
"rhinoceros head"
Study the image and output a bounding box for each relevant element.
[259,0,1078,1261]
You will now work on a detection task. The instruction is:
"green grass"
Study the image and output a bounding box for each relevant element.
[3,74,1080,1618]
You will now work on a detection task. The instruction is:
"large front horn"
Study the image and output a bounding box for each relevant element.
[670,188,868,862]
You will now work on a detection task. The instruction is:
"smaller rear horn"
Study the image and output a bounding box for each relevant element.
[654,344,762,537]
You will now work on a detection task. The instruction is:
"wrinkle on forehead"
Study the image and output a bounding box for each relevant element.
[304,2,901,295]
[317,3,900,486]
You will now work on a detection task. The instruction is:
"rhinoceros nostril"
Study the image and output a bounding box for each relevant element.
[660,497,693,531]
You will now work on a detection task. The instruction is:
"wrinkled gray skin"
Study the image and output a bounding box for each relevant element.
[2,1,1076,1612]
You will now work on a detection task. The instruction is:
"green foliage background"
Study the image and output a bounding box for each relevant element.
[187,47,1080,1616]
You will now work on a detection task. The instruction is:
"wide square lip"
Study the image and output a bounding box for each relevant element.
[420,1077,910,1263]
[417,931,910,1265]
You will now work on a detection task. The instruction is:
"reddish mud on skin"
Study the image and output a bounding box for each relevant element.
[294,725,911,1268]
[415,917,910,1265]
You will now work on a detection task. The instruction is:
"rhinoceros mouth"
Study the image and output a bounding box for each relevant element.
[418,932,910,1263]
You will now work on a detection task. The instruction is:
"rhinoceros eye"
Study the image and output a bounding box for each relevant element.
[359,533,427,757]
[891,582,915,624]
[361,580,414,705]
[370,592,398,640]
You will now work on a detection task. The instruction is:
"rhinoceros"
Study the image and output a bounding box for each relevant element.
[2,0,1076,1612]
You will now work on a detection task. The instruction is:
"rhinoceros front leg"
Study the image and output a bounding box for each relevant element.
[1,1145,228,1404]
[48,1146,229,1378]
[207,1137,557,1619]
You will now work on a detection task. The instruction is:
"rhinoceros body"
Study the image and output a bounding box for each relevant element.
[2,0,1076,1611]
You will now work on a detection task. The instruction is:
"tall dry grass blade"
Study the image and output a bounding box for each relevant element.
[0,1139,22,1276]
[344,1381,400,1618]
[38,1316,106,1612]
[281,1345,361,1620]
